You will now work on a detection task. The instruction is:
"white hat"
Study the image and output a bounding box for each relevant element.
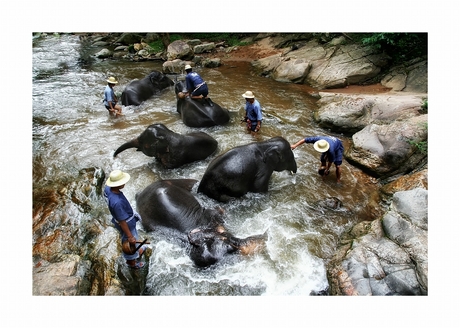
[184,64,192,70]
[242,91,255,99]
[106,170,130,187]
[313,140,330,153]
[107,76,118,84]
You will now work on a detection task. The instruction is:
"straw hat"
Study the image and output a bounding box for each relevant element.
[184,64,192,70]
[106,170,130,187]
[313,139,330,152]
[107,76,118,84]
[242,91,255,99]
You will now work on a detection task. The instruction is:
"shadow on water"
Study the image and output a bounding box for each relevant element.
[32,34,381,295]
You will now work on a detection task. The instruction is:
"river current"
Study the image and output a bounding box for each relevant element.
[32,34,380,295]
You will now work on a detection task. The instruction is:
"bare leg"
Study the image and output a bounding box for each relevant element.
[336,165,341,183]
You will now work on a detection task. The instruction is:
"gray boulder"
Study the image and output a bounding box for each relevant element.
[345,114,427,178]
[327,188,428,295]
[314,92,426,133]
[166,40,194,61]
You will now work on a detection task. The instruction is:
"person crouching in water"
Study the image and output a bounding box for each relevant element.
[184,64,213,106]
[104,170,146,269]
[291,136,344,183]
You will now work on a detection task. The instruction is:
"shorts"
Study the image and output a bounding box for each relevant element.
[191,84,208,97]
[248,121,261,131]
[320,146,343,166]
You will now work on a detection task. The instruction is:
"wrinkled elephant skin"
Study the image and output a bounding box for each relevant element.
[198,136,297,202]
[121,70,174,106]
[113,123,218,169]
[135,179,266,267]
[175,80,230,127]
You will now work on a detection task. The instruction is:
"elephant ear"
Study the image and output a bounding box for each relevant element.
[262,145,282,166]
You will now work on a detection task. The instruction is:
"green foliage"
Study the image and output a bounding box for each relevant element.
[408,122,428,155]
[421,99,428,111]
[148,40,164,52]
[360,33,427,64]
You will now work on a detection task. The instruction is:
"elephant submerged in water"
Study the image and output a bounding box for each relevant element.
[121,70,174,106]
[175,80,230,127]
[136,179,266,267]
[113,123,218,169]
[198,136,297,202]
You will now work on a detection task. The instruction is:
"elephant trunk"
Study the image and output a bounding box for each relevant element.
[113,138,140,157]
[228,232,267,256]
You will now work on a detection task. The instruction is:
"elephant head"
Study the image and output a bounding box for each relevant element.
[188,227,267,267]
[262,137,298,173]
[149,70,174,90]
[113,123,218,169]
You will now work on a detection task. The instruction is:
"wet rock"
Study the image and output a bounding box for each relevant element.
[327,188,428,295]
[166,40,194,61]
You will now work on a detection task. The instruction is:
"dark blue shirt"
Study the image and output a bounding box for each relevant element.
[104,186,136,231]
[304,136,344,164]
[185,72,205,92]
[245,99,263,122]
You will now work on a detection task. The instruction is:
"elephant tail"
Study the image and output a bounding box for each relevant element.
[113,138,140,157]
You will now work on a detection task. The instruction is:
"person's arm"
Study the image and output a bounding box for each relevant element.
[291,138,305,149]
[119,220,136,244]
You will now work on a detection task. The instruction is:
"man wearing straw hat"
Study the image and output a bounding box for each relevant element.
[103,76,124,117]
[242,90,263,134]
[104,170,146,269]
[290,136,344,183]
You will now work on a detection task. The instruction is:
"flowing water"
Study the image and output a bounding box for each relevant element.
[32,34,380,295]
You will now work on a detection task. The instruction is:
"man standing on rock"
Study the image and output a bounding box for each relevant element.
[291,136,344,183]
[184,64,213,106]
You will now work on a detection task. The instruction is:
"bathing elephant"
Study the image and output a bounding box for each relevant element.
[113,123,218,169]
[136,179,266,267]
[198,136,297,202]
[175,80,230,127]
[121,70,174,106]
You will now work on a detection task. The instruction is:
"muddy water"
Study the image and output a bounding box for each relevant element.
[32,34,380,295]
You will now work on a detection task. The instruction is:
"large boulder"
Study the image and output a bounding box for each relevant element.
[345,114,427,178]
[252,37,391,89]
[166,40,194,61]
[381,58,427,93]
[327,188,428,295]
[314,92,426,133]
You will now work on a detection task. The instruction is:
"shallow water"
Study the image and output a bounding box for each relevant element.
[32,34,380,295]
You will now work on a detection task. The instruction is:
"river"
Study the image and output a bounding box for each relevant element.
[32,33,381,296]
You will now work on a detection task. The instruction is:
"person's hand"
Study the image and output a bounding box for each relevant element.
[128,236,136,244]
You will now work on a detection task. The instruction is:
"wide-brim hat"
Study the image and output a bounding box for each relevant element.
[184,64,192,70]
[313,139,330,152]
[106,170,130,187]
[107,76,118,84]
[242,91,254,98]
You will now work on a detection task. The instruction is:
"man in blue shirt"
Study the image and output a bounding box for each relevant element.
[104,170,146,269]
[242,90,263,134]
[291,136,344,183]
[184,64,213,106]
[103,77,123,116]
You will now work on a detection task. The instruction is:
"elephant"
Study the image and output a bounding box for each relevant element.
[121,70,174,106]
[113,123,218,169]
[136,179,266,267]
[198,136,297,202]
[175,80,230,127]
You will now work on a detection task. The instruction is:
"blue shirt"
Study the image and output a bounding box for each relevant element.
[103,85,116,107]
[304,136,344,164]
[104,186,136,231]
[245,99,263,122]
[185,72,205,92]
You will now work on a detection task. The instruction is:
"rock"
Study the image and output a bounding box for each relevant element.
[314,92,426,133]
[115,33,144,45]
[345,115,427,178]
[193,42,216,54]
[94,48,113,59]
[202,58,221,68]
[380,169,428,198]
[327,188,428,295]
[382,58,427,93]
[166,40,194,61]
